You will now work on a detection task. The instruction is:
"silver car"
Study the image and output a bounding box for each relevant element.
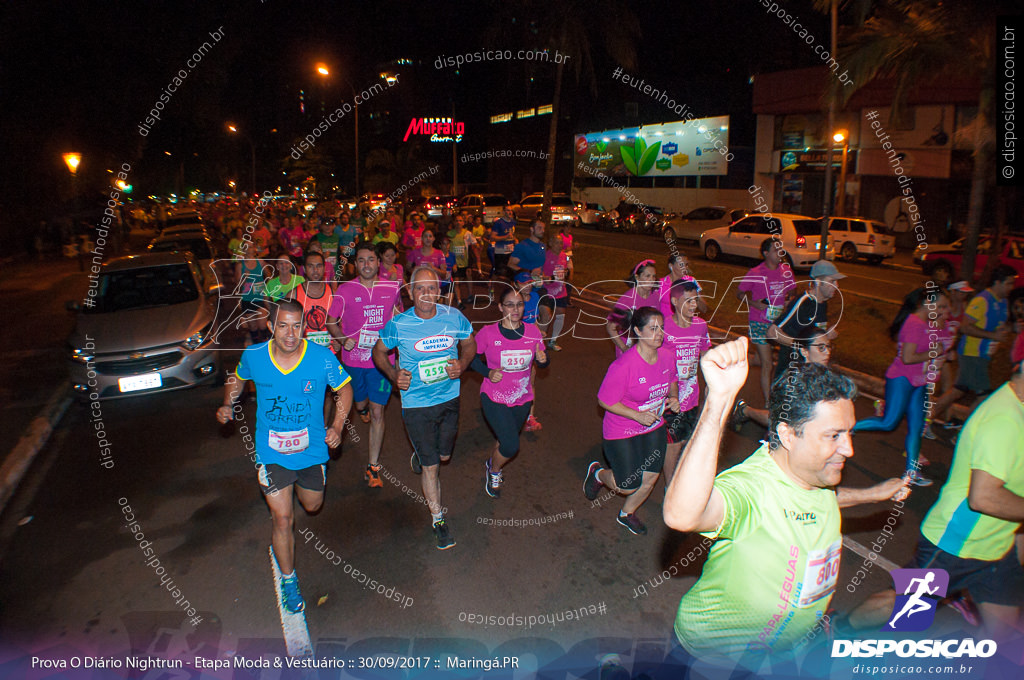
[67,252,221,399]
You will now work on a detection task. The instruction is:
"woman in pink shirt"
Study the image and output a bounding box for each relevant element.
[853,286,950,487]
[406,229,447,279]
[607,260,660,358]
[584,307,679,535]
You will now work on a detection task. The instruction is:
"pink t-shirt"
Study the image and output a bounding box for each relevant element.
[663,316,711,412]
[608,286,659,358]
[597,345,676,440]
[408,248,446,273]
[328,279,402,368]
[737,262,795,324]
[886,314,931,387]
[402,224,424,249]
[475,323,544,407]
[379,263,405,284]
[543,251,570,298]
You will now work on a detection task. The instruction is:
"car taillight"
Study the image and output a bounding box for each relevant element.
[796,235,806,247]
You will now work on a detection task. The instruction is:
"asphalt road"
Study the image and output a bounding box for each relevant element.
[0,287,986,679]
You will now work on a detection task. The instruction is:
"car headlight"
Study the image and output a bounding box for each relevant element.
[70,347,94,363]
[182,322,213,351]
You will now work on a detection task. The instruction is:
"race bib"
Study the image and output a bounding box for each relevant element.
[554,266,565,281]
[766,304,783,322]
[676,359,698,381]
[639,397,665,418]
[358,329,379,349]
[418,356,450,384]
[500,349,532,372]
[453,245,466,256]
[495,242,513,255]
[306,330,332,347]
[268,428,309,454]
[798,539,842,608]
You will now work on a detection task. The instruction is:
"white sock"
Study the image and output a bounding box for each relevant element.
[431,512,443,523]
[551,313,565,341]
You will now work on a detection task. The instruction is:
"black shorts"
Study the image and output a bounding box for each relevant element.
[402,397,460,467]
[665,406,699,444]
[603,426,667,491]
[257,463,326,495]
[452,266,469,279]
[911,535,1024,606]
[538,294,569,310]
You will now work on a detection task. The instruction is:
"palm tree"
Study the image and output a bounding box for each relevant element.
[485,1,640,223]
[829,0,997,283]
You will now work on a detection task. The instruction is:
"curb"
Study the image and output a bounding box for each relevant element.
[0,383,73,516]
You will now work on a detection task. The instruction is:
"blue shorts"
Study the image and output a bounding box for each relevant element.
[345,364,392,406]
[749,320,771,345]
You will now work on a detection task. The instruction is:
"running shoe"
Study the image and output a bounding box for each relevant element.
[410,452,422,475]
[524,414,543,432]
[279,573,305,614]
[902,451,931,466]
[365,463,383,488]
[357,407,370,424]
[922,422,937,440]
[547,341,562,352]
[616,513,647,536]
[731,399,749,431]
[942,419,963,431]
[433,518,456,550]
[484,459,503,498]
[947,593,981,627]
[907,471,933,487]
[583,461,604,500]
[873,399,885,417]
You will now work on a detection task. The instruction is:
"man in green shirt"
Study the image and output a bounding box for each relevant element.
[662,337,907,675]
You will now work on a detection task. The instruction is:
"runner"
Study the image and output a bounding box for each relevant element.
[334,211,362,279]
[584,306,679,535]
[447,215,476,309]
[264,256,305,302]
[376,241,404,284]
[437,236,458,306]
[508,220,546,288]
[233,248,269,346]
[472,286,549,499]
[327,241,403,487]
[400,211,426,262]
[490,207,517,285]
[215,299,354,614]
[294,252,337,350]
[372,219,400,247]
[853,286,952,487]
[406,229,447,280]
[607,260,660,358]
[660,338,908,676]
[768,260,845,378]
[470,214,488,283]
[279,216,310,261]
[661,280,711,484]
[310,217,341,282]
[657,253,708,317]
[737,240,796,406]
[539,232,570,351]
[372,267,475,550]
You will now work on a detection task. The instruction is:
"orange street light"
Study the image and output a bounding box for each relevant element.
[316,63,330,77]
[62,152,82,175]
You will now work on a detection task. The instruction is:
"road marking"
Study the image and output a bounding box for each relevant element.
[269,546,314,658]
[842,535,901,572]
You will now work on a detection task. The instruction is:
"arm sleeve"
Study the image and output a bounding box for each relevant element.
[328,359,352,391]
[379,318,399,350]
[597,360,627,406]
[702,470,760,540]
[470,353,491,375]
[969,413,1024,481]
[235,349,253,381]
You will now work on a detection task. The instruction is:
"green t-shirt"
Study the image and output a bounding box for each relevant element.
[372,231,399,246]
[922,383,1024,560]
[675,445,840,667]
[450,229,474,269]
[264,275,305,302]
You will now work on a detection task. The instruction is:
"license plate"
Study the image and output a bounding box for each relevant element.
[119,373,162,392]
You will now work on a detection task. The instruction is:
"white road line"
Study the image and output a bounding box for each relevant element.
[842,536,901,572]
[269,546,314,658]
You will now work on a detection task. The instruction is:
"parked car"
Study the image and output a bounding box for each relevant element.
[510,193,581,227]
[615,202,671,234]
[148,232,221,288]
[914,234,1024,285]
[162,211,204,230]
[663,206,749,243]
[700,213,834,270]
[827,217,895,264]
[458,194,510,223]
[422,195,458,218]
[577,202,609,228]
[66,252,221,399]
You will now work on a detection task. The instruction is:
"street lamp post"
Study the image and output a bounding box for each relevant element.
[227,124,256,195]
[315,63,359,197]
[833,130,850,218]
[63,152,81,200]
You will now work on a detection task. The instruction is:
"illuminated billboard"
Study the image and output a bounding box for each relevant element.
[574,115,730,177]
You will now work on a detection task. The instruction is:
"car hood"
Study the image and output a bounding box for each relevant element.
[70,303,210,354]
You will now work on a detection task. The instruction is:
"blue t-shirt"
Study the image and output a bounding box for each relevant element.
[235,340,351,470]
[512,239,546,282]
[379,304,473,408]
[490,218,516,255]
[523,288,541,324]
[333,225,360,257]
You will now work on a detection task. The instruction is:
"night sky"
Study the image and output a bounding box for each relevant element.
[2,0,845,226]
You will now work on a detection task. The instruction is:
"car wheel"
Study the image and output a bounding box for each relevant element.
[704,241,721,262]
[840,242,858,262]
[868,255,884,265]
[931,261,953,285]
[662,225,676,245]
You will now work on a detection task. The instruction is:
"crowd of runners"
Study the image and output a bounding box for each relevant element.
[199,194,1023,677]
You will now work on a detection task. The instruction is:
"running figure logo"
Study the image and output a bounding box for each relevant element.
[884,568,949,632]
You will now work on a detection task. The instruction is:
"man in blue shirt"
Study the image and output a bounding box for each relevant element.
[489,207,517,281]
[373,267,475,549]
[509,220,547,285]
[216,299,353,614]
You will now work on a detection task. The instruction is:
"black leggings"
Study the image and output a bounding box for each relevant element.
[481,394,532,458]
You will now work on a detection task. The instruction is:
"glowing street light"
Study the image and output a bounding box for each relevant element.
[62,152,81,175]
[315,61,360,196]
[832,129,850,217]
[316,63,330,76]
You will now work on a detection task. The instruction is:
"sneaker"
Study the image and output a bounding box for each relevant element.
[616,512,647,535]
[583,461,604,500]
[484,459,502,498]
[365,463,383,488]
[410,452,422,475]
[947,593,981,627]
[942,419,963,431]
[357,407,370,424]
[731,399,748,432]
[873,399,885,417]
[907,471,933,487]
[547,341,562,352]
[922,422,937,440]
[902,451,931,466]
[433,518,456,550]
[524,414,543,432]
[279,574,305,614]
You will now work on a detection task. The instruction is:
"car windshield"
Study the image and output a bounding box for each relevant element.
[482,196,508,206]
[793,219,824,236]
[90,264,199,313]
[166,215,202,227]
[550,196,575,207]
[151,239,212,259]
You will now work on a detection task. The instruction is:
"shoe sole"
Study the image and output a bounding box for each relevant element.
[436,540,456,550]
[411,453,422,474]
[616,516,647,535]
